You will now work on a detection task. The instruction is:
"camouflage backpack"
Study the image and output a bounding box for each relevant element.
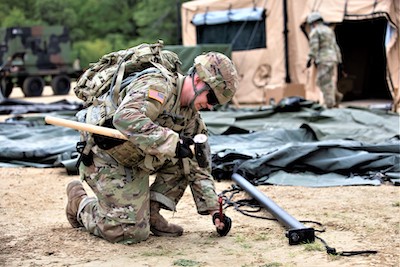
[74,40,181,107]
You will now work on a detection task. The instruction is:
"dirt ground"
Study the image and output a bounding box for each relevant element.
[0,87,399,267]
[0,167,399,267]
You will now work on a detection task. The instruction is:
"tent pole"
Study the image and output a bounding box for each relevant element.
[231,173,315,245]
[283,0,291,83]
[176,0,182,44]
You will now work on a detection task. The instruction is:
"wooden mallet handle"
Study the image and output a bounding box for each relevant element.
[44,116,128,140]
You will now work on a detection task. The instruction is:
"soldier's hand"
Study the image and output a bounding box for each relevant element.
[175,136,194,158]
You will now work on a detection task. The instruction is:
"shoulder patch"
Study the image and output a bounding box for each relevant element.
[148,89,165,104]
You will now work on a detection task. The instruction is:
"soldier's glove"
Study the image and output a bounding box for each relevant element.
[175,136,194,158]
[306,59,312,68]
[212,212,232,236]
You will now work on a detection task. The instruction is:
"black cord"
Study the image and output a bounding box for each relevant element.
[315,235,378,256]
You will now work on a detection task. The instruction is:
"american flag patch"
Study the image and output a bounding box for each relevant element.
[148,89,165,104]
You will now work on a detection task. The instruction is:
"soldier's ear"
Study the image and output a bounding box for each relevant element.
[193,73,203,86]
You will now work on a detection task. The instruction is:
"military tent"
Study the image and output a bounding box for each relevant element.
[181,0,399,110]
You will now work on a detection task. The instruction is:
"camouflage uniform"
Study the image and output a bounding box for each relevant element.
[77,69,219,244]
[308,21,342,108]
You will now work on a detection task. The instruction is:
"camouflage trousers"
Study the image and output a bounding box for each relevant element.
[77,149,194,244]
[316,63,338,108]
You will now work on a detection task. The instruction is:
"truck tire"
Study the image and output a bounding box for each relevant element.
[51,75,70,95]
[1,78,13,98]
[22,77,45,97]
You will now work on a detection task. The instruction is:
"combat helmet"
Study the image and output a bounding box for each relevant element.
[193,52,239,105]
[307,12,323,24]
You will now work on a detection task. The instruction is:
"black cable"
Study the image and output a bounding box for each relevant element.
[315,235,378,256]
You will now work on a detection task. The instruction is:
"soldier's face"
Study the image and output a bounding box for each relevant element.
[193,89,213,111]
[190,74,214,111]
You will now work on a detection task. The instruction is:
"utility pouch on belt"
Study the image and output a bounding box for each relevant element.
[76,141,94,167]
[93,118,126,150]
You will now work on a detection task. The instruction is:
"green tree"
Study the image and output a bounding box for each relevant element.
[74,39,114,68]
[132,0,182,46]
[0,0,42,27]
[1,7,41,27]
[33,0,79,38]
[73,0,138,42]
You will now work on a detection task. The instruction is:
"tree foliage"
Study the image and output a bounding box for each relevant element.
[0,0,189,68]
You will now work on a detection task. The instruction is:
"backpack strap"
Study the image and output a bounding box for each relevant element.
[109,54,130,109]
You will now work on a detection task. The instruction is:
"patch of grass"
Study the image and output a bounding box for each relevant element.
[235,234,246,243]
[141,247,174,257]
[392,201,400,207]
[221,247,235,255]
[241,263,283,267]
[303,242,324,252]
[235,234,252,249]
[173,259,201,266]
[254,232,270,241]
[197,236,218,245]
[241,243,252,249]
[260,263,283,267]
[328,254,341,261]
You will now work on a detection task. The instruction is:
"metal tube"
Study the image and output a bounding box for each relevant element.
[232,173,315,245]
[232,173,304,229]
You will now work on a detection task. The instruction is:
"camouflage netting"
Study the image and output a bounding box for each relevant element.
[0,99,399,186]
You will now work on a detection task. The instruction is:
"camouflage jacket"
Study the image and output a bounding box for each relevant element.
[308,22,342,64]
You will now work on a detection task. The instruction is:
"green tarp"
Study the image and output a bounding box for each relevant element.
[0,99,399,187]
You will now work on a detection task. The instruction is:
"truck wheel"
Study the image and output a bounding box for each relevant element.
[1,78,13,98]
[51,75,70,95]
[22,77,45,97]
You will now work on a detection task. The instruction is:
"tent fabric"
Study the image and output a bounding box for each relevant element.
[181,0,399,109]
[191,7,265,26]
[0,103,398,187]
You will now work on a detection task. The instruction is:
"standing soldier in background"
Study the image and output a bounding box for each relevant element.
[306,12,344,108]
[66,50,237,244]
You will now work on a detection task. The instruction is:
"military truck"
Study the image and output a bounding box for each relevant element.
[0,25,82,98]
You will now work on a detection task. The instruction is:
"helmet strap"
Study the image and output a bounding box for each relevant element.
[188,72,210,110]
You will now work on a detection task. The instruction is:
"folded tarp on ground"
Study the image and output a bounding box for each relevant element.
[0,112,79,170]
[205,105,399,186]
[0,101,398,187]
[0,98,83,115]
[210,130,399,186]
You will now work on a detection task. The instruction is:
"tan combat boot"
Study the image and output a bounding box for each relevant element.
[150,201,183,237]
[66,180,87,228]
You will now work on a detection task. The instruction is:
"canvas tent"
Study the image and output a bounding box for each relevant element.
[181,0,399,109]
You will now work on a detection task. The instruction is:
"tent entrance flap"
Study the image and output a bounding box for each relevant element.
[336,17,391,101]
